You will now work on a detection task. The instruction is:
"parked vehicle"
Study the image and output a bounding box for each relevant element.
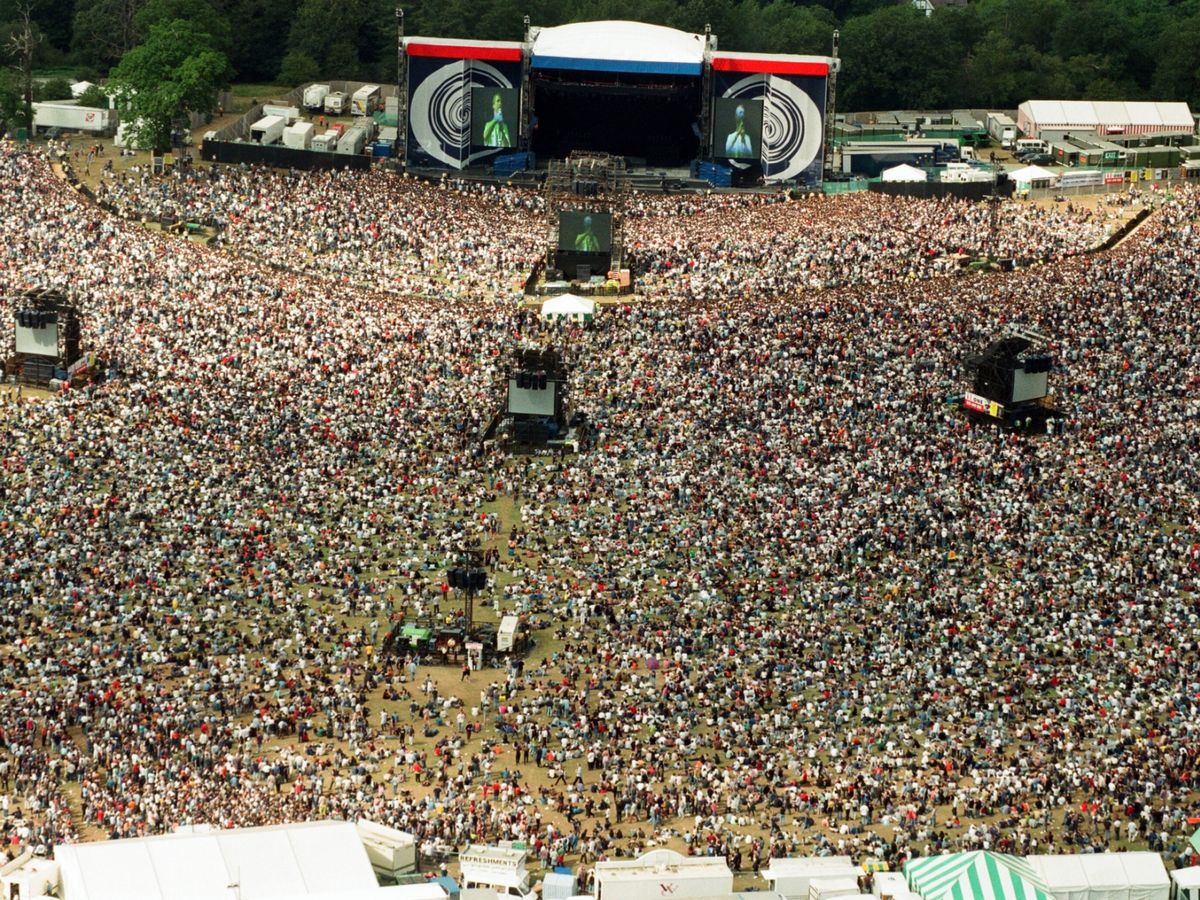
[303,84,331,110]
[324,91,348,115]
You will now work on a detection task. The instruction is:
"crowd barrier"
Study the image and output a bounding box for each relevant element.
[868,180,1015,201]
[200,140,371,171]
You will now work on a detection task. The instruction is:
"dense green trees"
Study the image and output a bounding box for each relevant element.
[108,17,230,151]
[2,0,1200,113]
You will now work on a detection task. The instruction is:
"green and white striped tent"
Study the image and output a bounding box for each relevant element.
[905,852,1055,900]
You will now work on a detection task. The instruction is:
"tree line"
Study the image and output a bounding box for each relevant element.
[2,0,1198,135]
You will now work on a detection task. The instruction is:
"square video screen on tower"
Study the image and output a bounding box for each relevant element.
[471,87,519,149]
[712,98,763,161]
[558,210,612,253]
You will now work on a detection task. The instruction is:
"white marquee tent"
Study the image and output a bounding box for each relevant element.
[1171,866,1200,900]
[1026,853,1170,900]
[881,163,928,182]
[54,821,379,900]
[540,294,596,321]
[1010,165,1058,190]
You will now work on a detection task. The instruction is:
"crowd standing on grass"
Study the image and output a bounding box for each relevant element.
[93,162,1124,304]
[2,142,1200,880]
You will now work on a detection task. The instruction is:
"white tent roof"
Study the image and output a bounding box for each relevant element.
[1028,855,1090,900]
[55,821,378,900]
[881,163,927,182]
[70,81,94,97]
[1079,854,1133,900]
[1019,99,1193,130]
[531,21,705,74]
[1117,853,1169,900]
[765,857,857,877]
[1009,164,1057,182]
[1172,867,1200,897]
[540,294,596,318]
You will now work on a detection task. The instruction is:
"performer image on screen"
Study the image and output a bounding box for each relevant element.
[574,215,600,252]
[482,92,511,148]
[725,104,754,159]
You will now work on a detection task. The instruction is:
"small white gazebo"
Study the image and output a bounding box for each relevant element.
[540,293,596,322]
[881,163,928,182]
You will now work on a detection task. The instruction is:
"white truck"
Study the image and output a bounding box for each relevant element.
[31,101,113,135]
[303,83,331,110]
[283,121,314,150]
[336,124,368,155]
[325,91,349,115]
[459,844,536,898]
[764,857,860,900]
[262,104,301,124]
[355,819,417,880]
[594,849,732,900]
[250,115,286,145]
[351,84,381,116]
[987,112,1018,149]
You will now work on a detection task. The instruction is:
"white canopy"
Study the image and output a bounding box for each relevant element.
[540,294,596,321]
[1010,164,1057,184]
[881,163,927,182]
[1028,855,1090,900]
[1171,867,1200,900]
[55,821,378,900]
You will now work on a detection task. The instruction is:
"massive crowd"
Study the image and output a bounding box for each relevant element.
[2,143,1199,883]
[93,163,1125,304]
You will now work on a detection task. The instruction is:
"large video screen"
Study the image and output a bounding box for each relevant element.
[713,98,763,161]
[1012,369,1048,403]
[507,379,556,416]
[558,210,612,253]
[16,322,58,356]
[471,87,518,149]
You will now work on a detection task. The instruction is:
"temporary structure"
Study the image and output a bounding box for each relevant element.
[1114,852,1170,900]
[540,294,596,322]
[765,857,860,900]
[905,851,1053,900]
[1009,165,1058,190]
[1028,855,1089,900]
[881,163,928,182]
[1170,867,1200,900]
[54,821,379,900]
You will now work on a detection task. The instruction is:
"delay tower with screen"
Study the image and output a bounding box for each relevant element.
[962,328,1060,429]
[504,347,570,444]
[5,288,82,387]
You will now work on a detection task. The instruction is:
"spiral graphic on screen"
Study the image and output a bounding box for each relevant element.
[725,75,822,182]
[411,61,513,168]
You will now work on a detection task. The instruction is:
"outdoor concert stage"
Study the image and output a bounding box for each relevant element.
[401,21,834,187]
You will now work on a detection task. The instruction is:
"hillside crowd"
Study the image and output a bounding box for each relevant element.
[2,143,1199,881]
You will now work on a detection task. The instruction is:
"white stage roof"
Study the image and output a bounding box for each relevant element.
[531,21,705,75]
